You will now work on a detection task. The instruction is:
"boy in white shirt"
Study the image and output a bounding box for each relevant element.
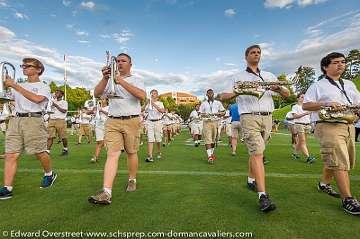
[0,58,57,200]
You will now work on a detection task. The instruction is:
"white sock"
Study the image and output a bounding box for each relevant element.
[206,149,212,157]
[258,192,266,199]
[103,187,112,196]
[64,147,68,151]
[4,186,13,192]
[320,182,327,187]
[45,150,50,154]
[210,147,214,154]
[247,177,255,184]
[44,171,52,176]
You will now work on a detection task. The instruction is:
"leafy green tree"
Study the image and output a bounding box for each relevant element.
[293,66,315,94]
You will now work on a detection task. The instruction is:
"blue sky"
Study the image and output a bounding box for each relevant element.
[1,0,360,96]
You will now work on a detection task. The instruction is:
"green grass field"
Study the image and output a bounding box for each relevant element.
[0,129,359,239]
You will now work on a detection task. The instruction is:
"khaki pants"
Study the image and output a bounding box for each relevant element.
[240,114,272,156]
[314,122,355,171]
[48,119,67,139]
[203,121,218,145]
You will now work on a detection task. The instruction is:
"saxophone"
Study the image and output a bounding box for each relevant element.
[233,81,292,98]
[319,105,360,123]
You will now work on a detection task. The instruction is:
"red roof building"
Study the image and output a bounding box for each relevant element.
[159,92,199,105]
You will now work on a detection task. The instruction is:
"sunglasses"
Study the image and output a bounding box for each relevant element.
[20,64,37,69]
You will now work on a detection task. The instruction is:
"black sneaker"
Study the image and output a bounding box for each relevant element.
[145,157,153,162]
[259,194,276,212]
[60,149,68,156]
[0,187,13,200]
[342,197,360,215]
[247,181,257,192]
[40,172,57,188]
[317,183,340,198]
[306,155,316,164]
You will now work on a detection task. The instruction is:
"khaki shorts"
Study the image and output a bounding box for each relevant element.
[231,121,242,138]
[6,117,47,154]
[48,119,67,139]
[147,120,163,143]
[288,124,297,135]
[105,117,141,153]
[314,122,355,171]
[203,121,218,145]
[295,124,311,134]
[240,114,272,156]
[80,124,92,137]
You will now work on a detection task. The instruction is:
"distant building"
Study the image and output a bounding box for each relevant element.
[159,92,199,105]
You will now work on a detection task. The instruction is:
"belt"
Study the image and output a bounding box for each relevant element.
[295,122,310,125]
[149,119,161,122]
[316,121,350,125]
[16,112,43,117]
[241,112,272,116]
[109,114,139,120]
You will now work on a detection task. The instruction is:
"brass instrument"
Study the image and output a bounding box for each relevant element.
[95,102,101,121]
[0,61,15,103]
[234,81,292,98]
[200,111,225,121]
[46,94,55,114]
[105,51,123,99]
[319,105,360,123]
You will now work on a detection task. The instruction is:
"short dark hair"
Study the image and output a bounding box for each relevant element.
[245,45,261,58]
[320,52,345,75]
[150,89,158,94]
[206,89,213,94]
[296,92,304,99]
[117,53,132,64]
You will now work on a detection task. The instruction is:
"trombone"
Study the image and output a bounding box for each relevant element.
[0,61,15,103]
[105,51,123,99]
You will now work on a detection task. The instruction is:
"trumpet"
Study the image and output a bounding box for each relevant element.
[105,51,123,99]
[233,81,292,98]
[319,105,360,123]
[0,61,15,103]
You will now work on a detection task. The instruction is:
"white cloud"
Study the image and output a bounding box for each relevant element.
[66,24,74,29]
[14,12,29,20]
[0,26,15,40]
[264,0,327,8]
[224,8,236,17]
[112,30,133,44]
[50,14,56,17]
[62,0,71,7]
[99,34,111,39]
[224,63,237,67]
[75,30,89,37]
[0,0,8,7]
[78,40,89,44]
[80,1,95,10]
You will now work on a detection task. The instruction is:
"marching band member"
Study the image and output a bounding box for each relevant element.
[91,99,109,162]
[47,88,69,156]
[77,108,92,145]
[88,53,146,204]
[199,89,225,164]
[189,104,202,147]
[221,45,289,212]
[145,89,165,162]
[303,52,360,215]
[0,58,57,200]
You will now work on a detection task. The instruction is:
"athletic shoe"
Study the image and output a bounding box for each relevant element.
[292,153,300,160]
[126,179,136,192]
[342,197,360,215]
[90,157,98,163]
[247,181,257,192]
[231,151,236,156]
[317,183,340,198]
[157,153,162,160]
[0,187,13,200]
[60,149,68,156]
[40,172,57,188]
[259,194,276,212]
[207,155,215,164]
[162,143,166,147]
[306,155,316,164]
[145,157,153,162]
[88,190,112,205]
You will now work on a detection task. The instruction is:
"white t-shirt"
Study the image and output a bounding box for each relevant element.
[189,110,202,124]
[145,101,164,120]
[10,82,51,113]
[224,110,232,124]
[303,78,360,122]
[96,106,109,127]
[231,70,279,114]
[199,100,225,114]
[285,111,295,125]
[80,112,91,124]
[49,99,68,120]
[101,75,145,116]
[291,104,310,124]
